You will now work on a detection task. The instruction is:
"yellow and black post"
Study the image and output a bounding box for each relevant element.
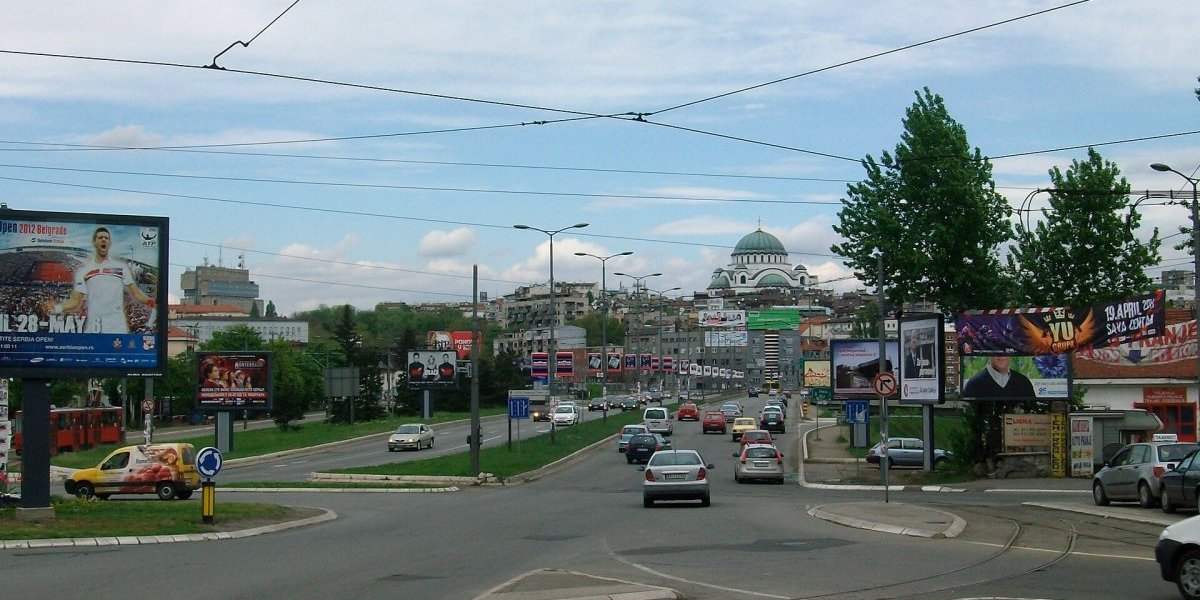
[201,480,216,524]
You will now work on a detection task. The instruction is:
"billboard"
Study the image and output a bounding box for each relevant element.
[803,360,830,388]
[606,352,623,372]
[957,291,1166,356]
[0,210,168,378]
[408,350,460,390]
[698,309,746,327]
[960,355,1068,400]
[831,339,898,397]
[705,330,748,347]
[196,352,272,410]
[1074,319,1195,367]
[746,309,801,330]
[426,330,479,359]
[587,352,602,374]
[530,352,548,379]
[899,314,944,404]
[556,351,573,376]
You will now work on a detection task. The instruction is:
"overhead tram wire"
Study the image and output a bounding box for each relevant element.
[0,174,845,260]
[0,163,843,207]
[206,0,303,70]
[645,0,1092,116]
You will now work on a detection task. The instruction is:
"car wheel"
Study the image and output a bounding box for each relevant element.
[1177,549,1200,600]
[700,494,711,507]
[934,457,948,470]
[430,437,435,448]
[95,493,110,500]
[1092,481,1110,506]
[1163,490,1177,514]
[75,481,96,499]
[156,481,178,501]
[643,496,654,508]
[176,489,194,500]
[1137,482,1157,509]
[735,473,742,483]
[627,456,634,464]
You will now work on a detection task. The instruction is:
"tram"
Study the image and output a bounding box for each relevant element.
[12,406,125,455]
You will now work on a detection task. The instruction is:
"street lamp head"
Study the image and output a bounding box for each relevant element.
[571,222,590,229]
[618,251,633,256]
[574,252,589,257]
[1151,163,1172,173]
[513,224,530,230]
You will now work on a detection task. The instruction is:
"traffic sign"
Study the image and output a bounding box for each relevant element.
[140,398,154,413]
[196,446,223,480]
[508,397,530,420]
[845,400,869,424]
[872,372,897,397]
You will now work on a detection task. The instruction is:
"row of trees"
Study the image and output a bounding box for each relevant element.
[832,87,1166,467]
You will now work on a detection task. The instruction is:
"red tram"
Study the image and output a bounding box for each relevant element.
[12,406,125,455]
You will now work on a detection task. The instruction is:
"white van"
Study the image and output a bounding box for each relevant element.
[643,407,673,436]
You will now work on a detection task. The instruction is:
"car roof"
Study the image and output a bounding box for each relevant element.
[733,417,756,424]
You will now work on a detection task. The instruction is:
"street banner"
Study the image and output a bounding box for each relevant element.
[689,364,701,375]
[662,357,673,372]
[555,351,573,376]
[1074,319,1196,366]
[651,356,660,372]
[587,352,602,375]
[531,352,548,378]
[607,352,623,372]
[625,354,637,370]
[640,353,652,371]
[957,290,1166,356]
[703,365,712,376]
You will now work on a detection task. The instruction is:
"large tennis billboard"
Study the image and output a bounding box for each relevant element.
[0,209,169,378]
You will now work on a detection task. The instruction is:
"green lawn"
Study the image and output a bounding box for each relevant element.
[50,408,506,469]
[843,406,965,460]
[330,409,646,478]
[0,498,301,540]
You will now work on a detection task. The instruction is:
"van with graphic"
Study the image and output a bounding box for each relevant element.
[64,443,200,500]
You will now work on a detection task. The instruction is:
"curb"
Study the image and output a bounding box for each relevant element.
[223,486,459,493]
[0,505,337,550]
[806,503,967,539]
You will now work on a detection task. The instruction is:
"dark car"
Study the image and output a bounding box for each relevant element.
[588,396,609,411]
[626,433,670,464]
[620,396,641,411]
[747,388,759,398]
[759,411,786,434]
[1160,450,1200,513]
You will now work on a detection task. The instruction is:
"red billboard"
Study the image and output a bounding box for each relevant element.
[196,352,272,410]
[426,330,479,359]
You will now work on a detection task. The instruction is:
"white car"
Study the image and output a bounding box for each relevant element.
[1157,514,1200,600]
[641,449,715,507]
[553,404,580,426]
[643,406,673,436]
[387,423,435,451]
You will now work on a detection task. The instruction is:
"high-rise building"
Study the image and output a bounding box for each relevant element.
[180,258,263,315]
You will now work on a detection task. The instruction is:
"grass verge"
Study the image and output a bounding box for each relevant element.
[329,409,648,479]
[0,498,303,540]
[50,408,505,470]
[222,481,444,490]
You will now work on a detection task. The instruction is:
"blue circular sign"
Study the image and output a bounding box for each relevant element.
[196,446,223,479]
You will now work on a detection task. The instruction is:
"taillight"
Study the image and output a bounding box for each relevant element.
[644,469,656,482]
[777,452,784,465]
[697,467,708,480]
[655,443,662,451]
[1154,466,1166,479]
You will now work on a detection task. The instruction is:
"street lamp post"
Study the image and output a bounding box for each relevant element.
[515,222,589,445]
[614,272,661,397]
[1150,163,1200,406]
[575,251,633,400]
[648,287,681,398]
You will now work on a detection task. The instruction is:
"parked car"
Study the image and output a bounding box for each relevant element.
[739,429,774,448]
[64,443,200,501]
[1156,514,1200,600]
[640,449,714,507]
[734,443,785,484]
[676,402,699,421]
[730,417,757,441]
[643,406,673,436]
[625,433,671,464]
[866,437,952,468]
[759,410,786,434]
[387,423,436,451]
[553,404,580,426]
[1093,441,1199,508]
[1160,450,1200,514]
[701,411,727,434]
[617,424,650,453]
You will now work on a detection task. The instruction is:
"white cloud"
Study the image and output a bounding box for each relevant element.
[82,125,162,148]
[418,227,475,257]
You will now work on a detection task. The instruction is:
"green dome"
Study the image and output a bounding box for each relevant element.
[756,273,790,288]
[707,275,731,289]
[732,229,787,256]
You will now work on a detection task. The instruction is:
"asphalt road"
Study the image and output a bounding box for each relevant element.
[1,394,1179,600]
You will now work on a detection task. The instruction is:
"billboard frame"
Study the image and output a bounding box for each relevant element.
[195,351,273,412]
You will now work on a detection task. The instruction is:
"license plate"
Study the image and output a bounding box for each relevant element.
[665,473,686,480]
[753,461,770,467]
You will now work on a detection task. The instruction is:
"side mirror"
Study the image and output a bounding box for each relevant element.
[637,466,646,472]
[731,452,740,458]
[1168,463,1178,471]
[706,463,716,469]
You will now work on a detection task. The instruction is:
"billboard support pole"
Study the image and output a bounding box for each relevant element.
[423,390,431,420]
[215,411,233,454]
[17,379,53,518]
[923,404,934,472]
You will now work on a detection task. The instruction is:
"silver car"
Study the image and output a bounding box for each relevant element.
[387,423,435,451]
[734,443,785,484]
[640,449,715,507]
[1093,441,1199,508]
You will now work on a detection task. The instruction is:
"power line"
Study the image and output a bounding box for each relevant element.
[207,0,303,69]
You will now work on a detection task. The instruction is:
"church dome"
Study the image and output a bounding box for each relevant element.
[756,273,790,288]
[707,275,731,289]
[732,228,787,256]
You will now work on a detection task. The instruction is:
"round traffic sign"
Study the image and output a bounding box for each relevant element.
[196,446,223,479]
[872,372,897,396]
[140,398,154,413]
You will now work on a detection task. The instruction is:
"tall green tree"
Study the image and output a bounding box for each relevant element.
[831,88,1015,314]
[1009,148,1161,306]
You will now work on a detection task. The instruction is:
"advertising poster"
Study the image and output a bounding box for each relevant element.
[426,330,479,359]
[957,290,1165,356]
[662,357,673,372]
[0,210,168,378]
[639,353,652,371]
[1051,412,1068,477]
[1071,416,1095,477]
[625,354,637,371]
[702,365,712,376]
[899,315,943,404]
[651,356,660,372]
[689,363,701,375]
[746,309,801,330]
[1003,414,1051,449]
[587,352,602,375]
[606,352,623,372]
[530,352,548,378]
[196,352,272,410]
[1074,320,1196,367]
[0,378,7,492]
[555,351,573,376]
[831,339,898,397]
[803,360,831,388]
[407,350,460,390]
[960,355,1068,400]
[698,310,746,327]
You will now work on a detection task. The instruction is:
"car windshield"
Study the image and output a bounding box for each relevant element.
[555,406,574,413]
[623,426,646,434]
[1158,444,1199,462]
[630,435,656,444]
[396,425,421,434]
[649,452,701,466]
[745,447,777,459]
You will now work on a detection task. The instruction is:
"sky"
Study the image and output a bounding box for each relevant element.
[1,1,1198,316]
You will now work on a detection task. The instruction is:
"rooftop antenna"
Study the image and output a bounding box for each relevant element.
[238,253,245,269]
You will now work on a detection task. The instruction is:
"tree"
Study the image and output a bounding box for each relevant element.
[249,302,260,318]
[1009,147,1161,306]
[831,88,1014,314]
[268,340,313,429]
